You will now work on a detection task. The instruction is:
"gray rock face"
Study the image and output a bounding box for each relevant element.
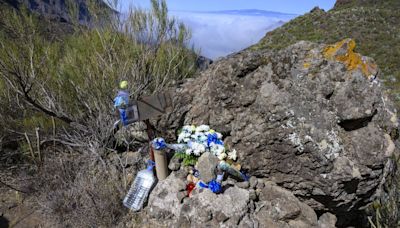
[156,41,399,224]
[147,173,187,220]
[182,186,250,227]
[145,174,324,227]
[254,181,319,228]
[3,0,114,24]
[146,173,249,227]
[195,152,219,183]
[168,155,182,171]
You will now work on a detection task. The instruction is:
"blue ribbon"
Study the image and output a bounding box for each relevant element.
[198,180,222,194]
[146,160,156,170]
[198,181,208,189]
[152,138,167,150]
[208,180,222,193]
[241,172,250,182]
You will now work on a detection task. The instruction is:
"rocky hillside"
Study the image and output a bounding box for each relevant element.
[151,39,399,227]
[252,0,400,106]
[0,0,114,24]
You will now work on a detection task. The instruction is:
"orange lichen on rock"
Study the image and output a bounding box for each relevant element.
[323,38,378,79]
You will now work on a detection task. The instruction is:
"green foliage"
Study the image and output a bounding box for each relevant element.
[173,152,198,166]
[0,0,198,146]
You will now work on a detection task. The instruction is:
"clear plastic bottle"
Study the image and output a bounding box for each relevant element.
[123,165,155,211]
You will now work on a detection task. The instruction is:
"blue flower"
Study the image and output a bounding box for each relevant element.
[207,133,224,148]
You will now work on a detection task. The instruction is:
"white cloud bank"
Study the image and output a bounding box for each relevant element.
[171,10,297,59]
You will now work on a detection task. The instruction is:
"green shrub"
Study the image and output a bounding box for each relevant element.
[0,0,198,153]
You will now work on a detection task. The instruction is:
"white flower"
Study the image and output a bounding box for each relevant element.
[199,134,208,142]
[196,125,210,132]
[182,125,195,133]
[199,144,206,152]
[177,133,186,143]
[210,144,225,156]
[176,124,227,158]
[228,149,237,161]
[193,149,201,156]
[185,149,193,155]
[191,132,205,141]
[218,152,227,160]
[217,146,225,155]
[189,141,206,154]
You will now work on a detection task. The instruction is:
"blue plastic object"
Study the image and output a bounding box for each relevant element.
[114,90,130,126]
[198,180,222,194]
[208,180,222,193]
[152,138,167,150]
[119,109,128,126]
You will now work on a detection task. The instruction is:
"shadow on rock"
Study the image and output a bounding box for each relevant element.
[0,215,9,228]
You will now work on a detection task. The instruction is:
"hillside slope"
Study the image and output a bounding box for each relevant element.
[0,0,114,24]
[252,0,400,103]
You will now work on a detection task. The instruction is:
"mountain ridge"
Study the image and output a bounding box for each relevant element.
[252,0,400,105]
[0,0,115,25]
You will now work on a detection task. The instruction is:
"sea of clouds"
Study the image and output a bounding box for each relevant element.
[170,10,297,59]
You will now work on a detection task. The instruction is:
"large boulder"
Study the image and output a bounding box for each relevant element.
[156,40,399,225]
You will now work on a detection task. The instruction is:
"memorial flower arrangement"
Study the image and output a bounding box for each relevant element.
[152,124,248,196]
[174,125,237,165]
[152,124,238,166]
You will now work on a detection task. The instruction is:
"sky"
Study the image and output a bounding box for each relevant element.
[116,1,336,59]
[117,0,336,14]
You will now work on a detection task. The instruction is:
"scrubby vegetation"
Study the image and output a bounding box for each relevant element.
[0,0,197,226]
[252,0,400,105]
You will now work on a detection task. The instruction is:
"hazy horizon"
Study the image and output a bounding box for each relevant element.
[170,10,297,59]
[116,1,336,59]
